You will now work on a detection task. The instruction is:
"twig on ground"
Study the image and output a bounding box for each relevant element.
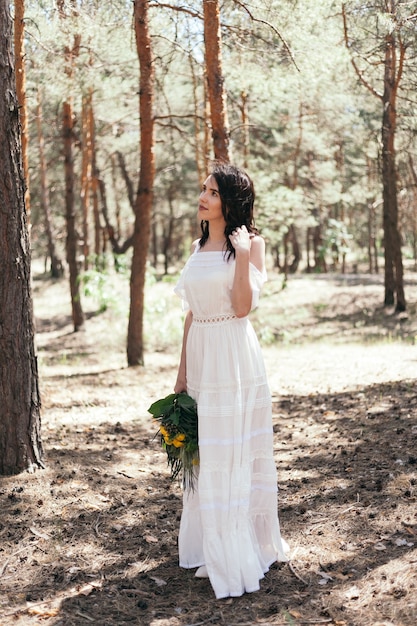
[288,561,309,585]
[74,610,95,621]
[0,559,9,577]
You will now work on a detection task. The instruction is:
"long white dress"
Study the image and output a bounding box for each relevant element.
[174,244,288,599]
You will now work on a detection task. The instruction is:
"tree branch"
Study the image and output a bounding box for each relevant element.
[98,177,134,255]
[149,2,202,20]
[231,0,300,72]
[342,3,383,100]
[115,150,135,212]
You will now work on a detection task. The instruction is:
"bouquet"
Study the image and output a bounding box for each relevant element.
[148,392,199,490]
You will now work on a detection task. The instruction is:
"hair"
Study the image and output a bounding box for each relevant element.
[199,162,259,258]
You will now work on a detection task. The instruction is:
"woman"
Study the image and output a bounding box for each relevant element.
[174,162,288,599]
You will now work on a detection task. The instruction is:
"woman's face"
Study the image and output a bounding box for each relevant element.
[198,175,225,225]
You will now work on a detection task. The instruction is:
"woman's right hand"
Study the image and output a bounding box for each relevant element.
[174,375,187,394]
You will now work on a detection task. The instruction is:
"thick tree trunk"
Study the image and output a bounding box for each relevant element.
[63,100,84,330]
[36,89,63,278]
[0,0,43,475]
[203,0,230,162]
[128,0,155,366]
[381,23,405,311]
[14,0,30,222]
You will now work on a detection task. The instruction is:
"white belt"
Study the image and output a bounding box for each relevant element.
[192,314,237,325]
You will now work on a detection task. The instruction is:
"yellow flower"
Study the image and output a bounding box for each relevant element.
[160,426,169,437]
[172,434,186,448]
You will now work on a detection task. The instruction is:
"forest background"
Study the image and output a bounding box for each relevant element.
[26,0,417,299]
[1,0,417,625]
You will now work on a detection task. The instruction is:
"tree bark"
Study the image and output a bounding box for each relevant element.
[128,0,156,366]
[381,16,405,310]
[0,0,43,475]
[14,0,30,222]
[203,0,230,162]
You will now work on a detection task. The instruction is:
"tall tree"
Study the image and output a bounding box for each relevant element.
[36,88,63,278]
[0,0,43,475]
[127,0,156,365]
[63,31,84,330]
[342,1,408,311]
[203,0,231,162]
[14,0,30,222]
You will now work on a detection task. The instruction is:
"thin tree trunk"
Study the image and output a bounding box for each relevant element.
[36,88,63,278]
[63,99,84,330]
[190,56,204,186]
[240,90,249,169]
[88,103,102,265]
[409,155,417,268]
[110,153,122,239]
[14,0,30,223]
[203,0,230,162]
[128,0,156,366]
[81,91,92,270]
[0,0,43,475]
[381,19,405,311]
[342,1,405,310]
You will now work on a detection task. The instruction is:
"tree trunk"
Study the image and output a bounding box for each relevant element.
[240,90,249,169]
[409,156,417,269]
[89,104,103,266]
[0,0,43,475]
[128,0,156,366]
[81,92,92,270]
[14,0,30,223]
[190,56,205,186]
[381,19,405,311]
[63,99,84,330]
[203,0,230,162]
[342,1,405,310]
[36,89,63,278]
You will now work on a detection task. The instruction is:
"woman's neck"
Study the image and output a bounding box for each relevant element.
[207,222,226,244]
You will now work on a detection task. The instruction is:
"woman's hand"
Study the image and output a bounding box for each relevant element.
[174,376,187,394]
[229,225,251,254]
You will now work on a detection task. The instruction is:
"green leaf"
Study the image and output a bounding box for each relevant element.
[148,393,177,417]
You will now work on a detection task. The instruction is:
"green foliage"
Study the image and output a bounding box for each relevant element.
[79,266,120,313]
[25,0,417,275]
[148,392,199,488]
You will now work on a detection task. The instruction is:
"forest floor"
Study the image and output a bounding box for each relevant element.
[1,262,417,626]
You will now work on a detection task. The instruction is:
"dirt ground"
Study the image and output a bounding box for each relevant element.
[0,265,416,626]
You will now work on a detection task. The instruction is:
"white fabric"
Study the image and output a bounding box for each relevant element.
[174,246,288,599]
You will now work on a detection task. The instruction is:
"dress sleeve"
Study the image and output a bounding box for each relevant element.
[250,262,267,310]
[174,262,190,311]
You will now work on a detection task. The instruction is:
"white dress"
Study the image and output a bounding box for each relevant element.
[174,244,288,599]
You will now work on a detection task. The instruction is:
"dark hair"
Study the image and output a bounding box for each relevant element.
[199,162,259,258]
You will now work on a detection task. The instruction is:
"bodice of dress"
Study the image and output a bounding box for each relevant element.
[174,248,267,318]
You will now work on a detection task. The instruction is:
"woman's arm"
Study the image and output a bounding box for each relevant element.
[230,227,265,318]
[174,309,193,393]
